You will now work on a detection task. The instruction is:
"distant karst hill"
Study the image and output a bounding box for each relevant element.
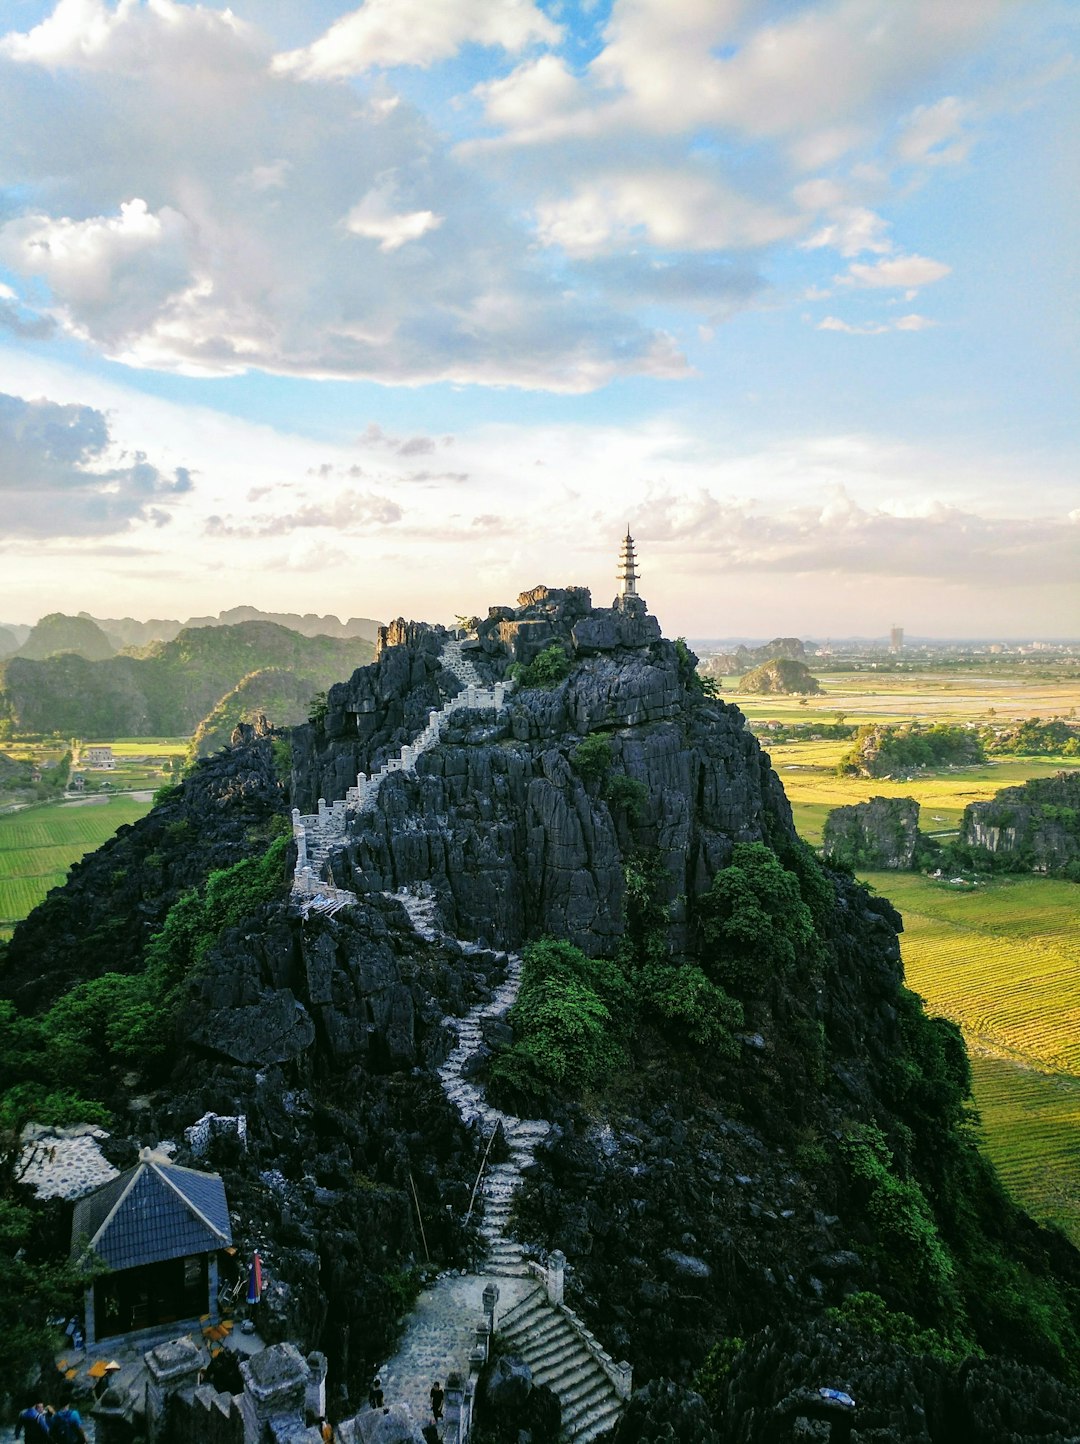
[0,621,375,737]
[739,657,822,694]
[0,625,18,658]
[79,605,382,650]
[15,612,117,662]
[189,667,330,757]
[704,636,807,675]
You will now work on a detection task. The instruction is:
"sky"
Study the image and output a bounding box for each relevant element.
[0,0,1077,640]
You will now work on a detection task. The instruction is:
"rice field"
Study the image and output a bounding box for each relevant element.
[859,870,1080,1240]
[772,741,1074,846]
[0,795,152,938]
[968,1053,1080,1242]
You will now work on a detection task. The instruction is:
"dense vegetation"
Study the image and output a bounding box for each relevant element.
[739,658,822,695]
[837,719,1080,781]
[0,621,374,737]
[508,643,572,690]
[839,722,985,777]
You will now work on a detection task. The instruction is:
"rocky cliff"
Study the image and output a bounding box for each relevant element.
[823,796,920,870]
[4,585,1080,1441]
[960,770,1080,878]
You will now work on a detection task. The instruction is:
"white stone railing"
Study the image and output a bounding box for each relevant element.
[290,643,512,907]
[526,1252,633,1401]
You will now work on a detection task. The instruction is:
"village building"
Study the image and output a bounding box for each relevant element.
[82,745,116,769]
[71,1149,232,1347]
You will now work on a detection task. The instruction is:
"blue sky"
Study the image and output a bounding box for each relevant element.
[0,0,1076,638]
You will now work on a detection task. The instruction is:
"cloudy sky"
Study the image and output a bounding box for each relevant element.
[0,0,1076,639]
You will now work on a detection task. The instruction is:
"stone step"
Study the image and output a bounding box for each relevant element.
[502,1310,566,1351]
[563,1379,621,1434]
[525,1335,586,1381]
[487,1261,530,1278]
[546,1358,609,1406]
[574,1398,625,1444]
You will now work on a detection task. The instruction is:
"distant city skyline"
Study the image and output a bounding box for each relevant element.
[0,0,1077,639]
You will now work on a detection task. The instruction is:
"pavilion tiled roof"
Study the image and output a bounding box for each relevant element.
[71,1150,231,1271]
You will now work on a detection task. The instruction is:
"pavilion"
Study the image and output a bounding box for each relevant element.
[71,1148,233,1346]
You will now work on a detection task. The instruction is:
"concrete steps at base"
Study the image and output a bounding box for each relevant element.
[497,1294,625,1442]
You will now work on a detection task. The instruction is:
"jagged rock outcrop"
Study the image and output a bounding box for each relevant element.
[961,770,1080,876]
[293,587,786,957]
[823,796,920,870]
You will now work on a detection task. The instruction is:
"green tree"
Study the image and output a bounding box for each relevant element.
[698,842,816,999]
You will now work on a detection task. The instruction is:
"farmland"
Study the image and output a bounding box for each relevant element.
[719,662,1080,1241]
[0,794,153,939]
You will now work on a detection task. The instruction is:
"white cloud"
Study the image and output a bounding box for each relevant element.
[0,0,681,390]
[897,96,974,166]
[274,0,559,80]
[818,313,937,335]
[535,168,800,256]
[474,54,584,131]
[345,181,443,252]
[478,0,1005,150]
[801,206,893,258]
[841,254,951,289]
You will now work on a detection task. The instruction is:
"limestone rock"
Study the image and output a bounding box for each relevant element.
[822,796,919,870]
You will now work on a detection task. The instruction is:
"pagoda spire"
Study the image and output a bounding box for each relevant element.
[616,527,639,600]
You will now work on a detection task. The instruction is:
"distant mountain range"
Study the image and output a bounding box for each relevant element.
[0,606,381,659]
[0,620,376,738]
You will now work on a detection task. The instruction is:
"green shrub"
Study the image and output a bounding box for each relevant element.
[840,1123,956,1308]
[490,938,632,1105]
[640,960,743,1052]
[827,1292,974,1365]
[694,1335,745,1412]
[509,644,571,690]
[571,733,613,783]
[605,773,648,822]
[698,842,816,999]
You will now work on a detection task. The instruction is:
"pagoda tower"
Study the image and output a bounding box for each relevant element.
[616,527,639,600]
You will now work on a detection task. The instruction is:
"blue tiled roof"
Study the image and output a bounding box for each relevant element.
[71,1156,232,1270]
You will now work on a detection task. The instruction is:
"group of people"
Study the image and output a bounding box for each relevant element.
[14,1402,87,1443]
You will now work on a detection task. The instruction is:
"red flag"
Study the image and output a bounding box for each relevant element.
[247,1250,263,1304]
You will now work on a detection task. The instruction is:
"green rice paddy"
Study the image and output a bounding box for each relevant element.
[0,795,153,939]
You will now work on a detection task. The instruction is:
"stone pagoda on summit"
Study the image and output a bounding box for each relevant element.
[615,527,645,615]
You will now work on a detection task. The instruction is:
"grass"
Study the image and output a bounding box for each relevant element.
[0,795,152,938]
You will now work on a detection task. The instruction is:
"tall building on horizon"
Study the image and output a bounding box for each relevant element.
[890,624,904,653]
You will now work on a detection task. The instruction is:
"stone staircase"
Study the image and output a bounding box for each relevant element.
[432,945,630,1440]
[496,1287,626,1444]
[291,637,511,913]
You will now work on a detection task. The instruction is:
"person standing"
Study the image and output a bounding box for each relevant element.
[430,1380,445,1422]
[14,1403,51,1441]
[49,1405,87,1444]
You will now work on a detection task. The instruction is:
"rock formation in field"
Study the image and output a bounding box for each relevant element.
[823,796,920,870]
[960,769,1080,878]
[738,658,822,695]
